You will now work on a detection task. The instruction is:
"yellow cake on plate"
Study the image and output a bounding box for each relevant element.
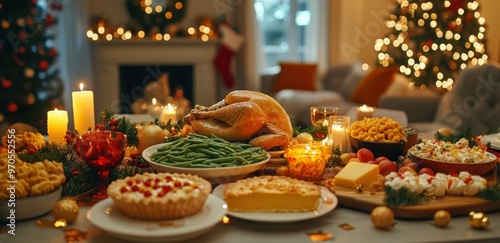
[223,176,321,212]
[107,172,212,220]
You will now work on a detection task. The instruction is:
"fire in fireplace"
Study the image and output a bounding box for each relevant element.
[118,65,193,114]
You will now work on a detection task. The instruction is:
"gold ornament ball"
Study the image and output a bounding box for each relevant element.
[52,198,80,224]
[371,206,395,229]
[137,124,165,153]
[433,210,451,228]
[469,211,489,229]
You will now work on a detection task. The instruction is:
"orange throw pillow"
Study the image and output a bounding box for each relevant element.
[272,62,317,93]
[349,66,398,107]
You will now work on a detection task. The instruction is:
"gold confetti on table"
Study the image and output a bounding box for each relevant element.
[339,223,355,230]
[307,230,332,242]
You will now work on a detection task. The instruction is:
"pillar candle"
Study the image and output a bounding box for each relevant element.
[47,109,68,145]
[357,104,374,121]
[72,83,95,133]
[148,98,163,119]
[330,124,345,152]
[161,103,177,124]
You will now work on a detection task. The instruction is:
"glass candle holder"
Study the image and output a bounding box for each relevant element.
[328,116,351,154]
[356,104,374,121]
[284,143,327,182]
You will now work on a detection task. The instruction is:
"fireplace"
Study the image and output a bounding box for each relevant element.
[118,65,194,114]
[90,39,219,116]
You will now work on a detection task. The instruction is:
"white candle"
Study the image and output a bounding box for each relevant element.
[47,109,68,145]
[161,103,177,124]
[357,104,374,121]
[330,124,345,152]
[72,83,95,133]
[148,98,162,119]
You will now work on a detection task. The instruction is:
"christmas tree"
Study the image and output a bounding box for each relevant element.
[375,0,488,90]
[0,0,63,134]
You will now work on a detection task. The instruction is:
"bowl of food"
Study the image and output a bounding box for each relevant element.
[142,134,270,184]
[348,117,407,161]
[350,137,406,161]
[407,138,498,175]
[0,186,62,220]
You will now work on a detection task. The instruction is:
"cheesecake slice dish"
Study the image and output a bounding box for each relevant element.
[223,176,321,212]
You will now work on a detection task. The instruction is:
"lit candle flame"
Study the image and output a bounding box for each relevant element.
[79,83,84,91]
[152,98,157,105]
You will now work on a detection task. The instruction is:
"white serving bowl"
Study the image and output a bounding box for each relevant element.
[142,143,270,184]
[1,186,62,221]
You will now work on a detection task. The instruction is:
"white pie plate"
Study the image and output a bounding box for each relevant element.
[87,195,226,242]
[212,184,337,223]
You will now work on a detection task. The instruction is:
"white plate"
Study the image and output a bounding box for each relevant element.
[212,184,337,223]
[481,133,500,150]
[142,143,270,184]
[87,195,227,242]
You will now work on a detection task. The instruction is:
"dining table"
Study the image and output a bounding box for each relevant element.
[3,189,500,243]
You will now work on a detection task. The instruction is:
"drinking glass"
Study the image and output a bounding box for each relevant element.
[76,131,127,199]
[310,106,339,126]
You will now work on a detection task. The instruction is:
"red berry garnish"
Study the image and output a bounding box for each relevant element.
[120,187,128,193]
[127,180,134,186]
[143,190,152,197]
[152,184,160,189]
[131,185,140,191]
[144,179,152,187]
[183,182,190,187]
[110,119,117,125]
[158,191,166,197]
[174,181,182,188]
[162,185,172,193]
[165,176,173,182]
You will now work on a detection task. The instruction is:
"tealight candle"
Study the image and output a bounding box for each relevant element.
[357,104,374,121]
[161,103,177,124]
[47,109,68,145]
[72,83,95,133]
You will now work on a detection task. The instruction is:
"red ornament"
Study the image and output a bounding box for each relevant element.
[448,0,465,13]
[19,46,25,53]
[46,15,54,26]
[448,22,454,30]
[18,32,28,40]
[7,103,18,113]
[39,60,49,70]
[1,79,11,88]
[465,13,472,22]
[48,48,57,56]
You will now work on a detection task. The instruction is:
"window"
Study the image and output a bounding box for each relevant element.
[254,0,314,69]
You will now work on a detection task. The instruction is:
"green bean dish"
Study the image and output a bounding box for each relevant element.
[149,133,269,168]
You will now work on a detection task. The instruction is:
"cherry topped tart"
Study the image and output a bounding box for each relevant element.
[107,172,212,220]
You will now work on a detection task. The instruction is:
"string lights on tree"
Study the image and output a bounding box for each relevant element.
[375,0,488,90]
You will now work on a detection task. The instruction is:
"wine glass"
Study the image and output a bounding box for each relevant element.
[76,131,127,200]
[310,106,339,126]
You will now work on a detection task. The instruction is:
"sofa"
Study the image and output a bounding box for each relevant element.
[380,62,500,136]
[260,62,438,127]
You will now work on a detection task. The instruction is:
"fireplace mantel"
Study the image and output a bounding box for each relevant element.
[90,38,219,115]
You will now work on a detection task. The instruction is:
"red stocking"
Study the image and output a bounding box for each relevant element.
[213,23,244,89]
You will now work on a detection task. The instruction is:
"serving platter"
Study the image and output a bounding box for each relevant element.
[212,184,338,222]
[331,185,500,219]
[142,143,270,184]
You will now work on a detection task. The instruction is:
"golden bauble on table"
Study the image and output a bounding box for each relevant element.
[433,210,451,228]
[469,211,489,229]
[370,206,395,229]
[52,198,80,224]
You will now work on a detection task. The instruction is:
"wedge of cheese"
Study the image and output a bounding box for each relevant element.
[334,162,379,189]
